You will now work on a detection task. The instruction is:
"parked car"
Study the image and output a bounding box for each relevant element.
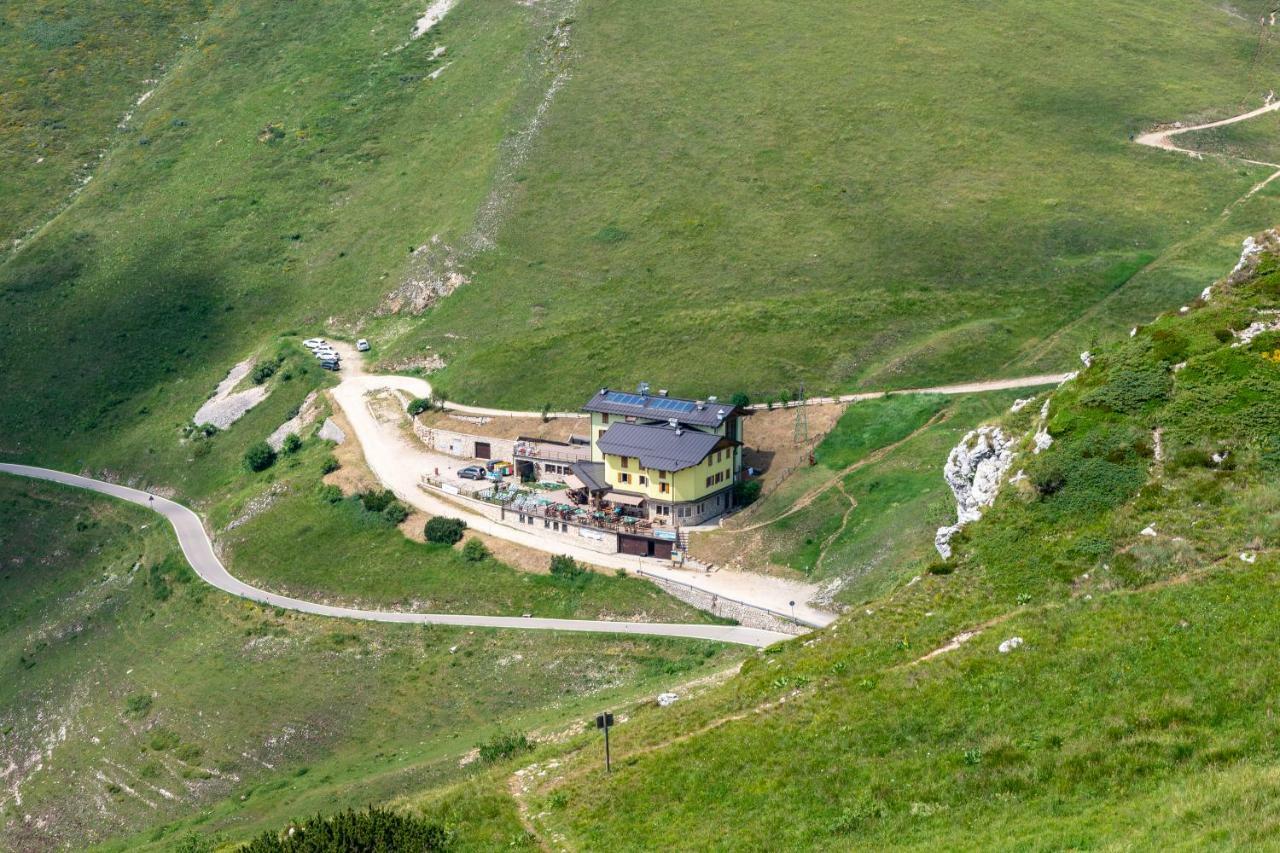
[319,359,340,371]
[458,466,487,480]
[356,338,371,352]
[303,338,325,349]
[314,348,339,360]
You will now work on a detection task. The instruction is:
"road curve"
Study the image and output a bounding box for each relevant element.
[0,464,791,648]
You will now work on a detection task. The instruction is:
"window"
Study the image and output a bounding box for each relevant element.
[659,470,667,480]
[678,506,690,517]
[656,505,670,516]
[602,413,609,424]
[620,456,629,468]
[715,471,723,484]
[639,475,648,486]
[705,476,712,488]
[659,482,670,494]
[619,472,631,484]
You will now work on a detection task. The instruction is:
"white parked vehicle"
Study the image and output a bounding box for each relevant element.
[315,349,339,361]
[303,338,326,350]
[356,339,371,352]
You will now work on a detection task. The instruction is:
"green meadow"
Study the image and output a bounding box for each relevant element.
[0,476,740,850]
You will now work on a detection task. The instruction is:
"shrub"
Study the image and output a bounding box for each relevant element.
[407,397,431,416]
[357,489,396,513]
[282,433,302,454]
[251,361,278,384]
[318,484,343,504]
[733,479,762,507]
[461,537,490,562]
[425,516,467,545]
[541,402,551,422]
[1214,327,1235,343]
[244,442,277,472]
[319,454,340,474]
[125,693,153,718]
[477,731,533,764]
[149,727,181,751]
[243,807,448,853]
[382,501,410,525]
[730,392,751,408]
[550,554,586,579]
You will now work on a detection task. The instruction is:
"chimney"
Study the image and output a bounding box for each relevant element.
[668,418,679,428]
[696,400,705,410]
[717,408,726,420]
[708,395,718,403]
[658,389,669,397]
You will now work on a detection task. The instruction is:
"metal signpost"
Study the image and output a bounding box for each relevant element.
[596,712,614,773]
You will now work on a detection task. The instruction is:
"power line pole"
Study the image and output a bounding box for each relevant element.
[793,381,809,447]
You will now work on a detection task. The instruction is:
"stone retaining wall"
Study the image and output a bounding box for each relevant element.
[637,572,810,635]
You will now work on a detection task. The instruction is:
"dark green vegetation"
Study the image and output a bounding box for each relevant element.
[243,807,447,853]
[424,516,467,546]
[409,239,1280,848]
[0,477,740,850]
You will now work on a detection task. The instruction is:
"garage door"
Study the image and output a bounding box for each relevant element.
[618,534,649,557]
[475,441,491,459]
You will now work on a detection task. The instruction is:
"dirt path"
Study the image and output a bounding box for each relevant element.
[1023,93,1280,368]
[1134,97,1280,201]
[726,409,951,534]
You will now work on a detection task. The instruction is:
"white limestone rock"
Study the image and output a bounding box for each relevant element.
[998,637,1024,654]
[934,427,1015,559]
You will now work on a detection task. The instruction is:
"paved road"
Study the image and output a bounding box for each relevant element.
[0,464,791,648]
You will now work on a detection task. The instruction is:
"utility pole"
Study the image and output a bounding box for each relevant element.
[793,381,809,447]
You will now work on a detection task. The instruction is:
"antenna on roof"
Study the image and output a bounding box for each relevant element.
[637,382,650,396]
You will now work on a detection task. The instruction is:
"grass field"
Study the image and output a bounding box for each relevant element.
[0,476,742,850]
[393,234,1280,850]
[384,0,1280,407]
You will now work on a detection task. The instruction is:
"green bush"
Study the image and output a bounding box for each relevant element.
[244,442,277,472]
[251,361,278,384]
[382,501,410,525]
[318,484,343,504]
[407,397,432,416]
[243,807,448,853]
[357,489,396,513]
[461,537,490,562]
[282,433,302,454]
[149,727,181,751]
[125,693,153,719]
[477,731,533,764]
[550,554,586,579]
[733,479,762,507]
[730,392,751,408]
[425,516,467,545]
[319,454,340,474]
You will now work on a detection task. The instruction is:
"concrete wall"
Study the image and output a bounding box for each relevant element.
[636,570,809,635]
[413,422,516,462]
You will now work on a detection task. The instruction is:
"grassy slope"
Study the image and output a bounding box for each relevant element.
[0,0,211,247]
[0,0,549,476]
[400,239,1280,848]
[387,0,1280,407]
[0,477,742,851]
[693,391,1024,604]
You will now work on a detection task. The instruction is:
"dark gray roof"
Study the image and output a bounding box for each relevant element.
[595,422,728,472]
[583,389,738,428]
[570,461,609,492]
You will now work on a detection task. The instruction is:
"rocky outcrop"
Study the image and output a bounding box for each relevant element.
[317,418,346,444]
[266,391,319,451]
[934,427,1015,559]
